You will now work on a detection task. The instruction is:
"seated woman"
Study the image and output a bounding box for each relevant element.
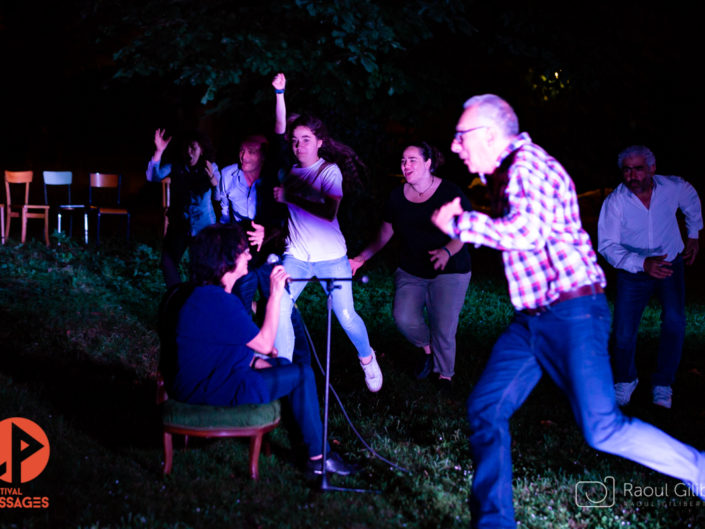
[160,223,355,475]
[350,142,472,390]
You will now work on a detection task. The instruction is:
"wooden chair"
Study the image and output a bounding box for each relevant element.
[88,172,130,245]
[0,204,5,245]
[43,171,89,244]
[161,177,171,236]
[4,170,50,246]
[156,374,280,480]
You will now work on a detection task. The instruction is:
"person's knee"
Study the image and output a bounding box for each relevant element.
[581,414,626,451]
[334,306,360,331]
[661,307,686,331]
[393,305,421,332]
[467,392,500,434]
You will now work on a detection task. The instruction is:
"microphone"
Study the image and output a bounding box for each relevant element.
[266,253,282,266]
[266,254,294,299]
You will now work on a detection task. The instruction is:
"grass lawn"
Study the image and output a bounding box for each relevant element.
[1,236,705,528]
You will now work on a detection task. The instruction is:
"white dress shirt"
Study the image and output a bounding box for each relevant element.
[598,174,702,273]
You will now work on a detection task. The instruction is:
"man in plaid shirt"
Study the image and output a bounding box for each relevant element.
[432,94,705,529]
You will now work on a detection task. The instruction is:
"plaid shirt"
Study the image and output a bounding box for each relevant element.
[448,133,606,310]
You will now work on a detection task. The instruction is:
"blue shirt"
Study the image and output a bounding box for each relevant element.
[219,163,260,224]
[171,285,265,405]
[147,160,220,236]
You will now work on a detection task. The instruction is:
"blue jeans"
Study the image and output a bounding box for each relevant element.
[611,256,686,386]
[245,360,327,458]
[234,263,311,366]
[393,268,471,378]
[274,255,374,362]
[233,262,274,314]
[467,294,705,529]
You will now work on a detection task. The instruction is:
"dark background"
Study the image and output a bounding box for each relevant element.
[1,1,702,233]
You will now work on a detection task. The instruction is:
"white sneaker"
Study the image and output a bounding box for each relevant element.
[652,385,672,409]
[360,352,383,392]
[614,379,638,406]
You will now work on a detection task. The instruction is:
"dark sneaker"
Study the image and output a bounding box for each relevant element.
[652,385,672,409]
[415,353,433,380]
[614,378,638,406]
[306,451,360,476]
[434,376,453,396]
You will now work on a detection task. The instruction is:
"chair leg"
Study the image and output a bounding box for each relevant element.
[83,212,89,245]
[21,208,27,244]
[96,213,101,246]
[249,433,264,481]
[43,214,49,247]
[6,210,12,241]
[163,431,173,475]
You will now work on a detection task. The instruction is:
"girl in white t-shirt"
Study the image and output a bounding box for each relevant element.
[271,97,382,392]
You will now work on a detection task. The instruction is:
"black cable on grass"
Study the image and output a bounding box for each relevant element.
[299,308,411,474]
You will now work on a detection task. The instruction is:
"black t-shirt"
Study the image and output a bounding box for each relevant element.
[384,179,472,279]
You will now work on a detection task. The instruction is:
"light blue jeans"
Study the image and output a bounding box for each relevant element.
[273,255,374,362]
[467,293,705,528]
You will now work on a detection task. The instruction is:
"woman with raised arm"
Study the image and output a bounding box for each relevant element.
[271,73,383,392]
[147,129,220,287]
[350,142,472,391]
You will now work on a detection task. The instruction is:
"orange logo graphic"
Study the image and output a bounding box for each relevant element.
[0,418,50,485]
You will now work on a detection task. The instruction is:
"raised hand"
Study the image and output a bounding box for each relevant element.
[154,128,172,153]
[272,72,286,91]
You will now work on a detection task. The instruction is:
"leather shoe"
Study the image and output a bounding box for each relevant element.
[415,354,433,380]
[306,451,359,476]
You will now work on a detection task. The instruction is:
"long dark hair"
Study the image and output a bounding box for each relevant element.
[180,130,216,170]
[290,113,366,194]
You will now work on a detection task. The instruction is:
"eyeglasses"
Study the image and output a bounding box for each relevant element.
[453,125,487,143]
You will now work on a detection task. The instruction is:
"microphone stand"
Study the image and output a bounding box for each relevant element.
[289,276,379,494]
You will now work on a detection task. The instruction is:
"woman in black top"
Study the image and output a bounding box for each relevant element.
[350,142,472,388]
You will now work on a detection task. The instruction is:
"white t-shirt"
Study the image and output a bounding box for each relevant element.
[285,158,347,262]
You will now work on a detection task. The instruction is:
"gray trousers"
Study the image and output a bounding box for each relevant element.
[392,268,471,378]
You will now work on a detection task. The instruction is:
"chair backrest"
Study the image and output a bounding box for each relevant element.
[89,173,121,206]
[4,170,33,206]
[43,171,73,205]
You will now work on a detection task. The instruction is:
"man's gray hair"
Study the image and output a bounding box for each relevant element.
[463,94,519,136]
[617,145,656,169]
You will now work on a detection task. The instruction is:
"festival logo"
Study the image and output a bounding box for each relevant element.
[0,417,50,509]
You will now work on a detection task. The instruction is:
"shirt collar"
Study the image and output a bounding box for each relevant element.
[476,132,530,185]
[236,165,260,187]
[495,132,531,169]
